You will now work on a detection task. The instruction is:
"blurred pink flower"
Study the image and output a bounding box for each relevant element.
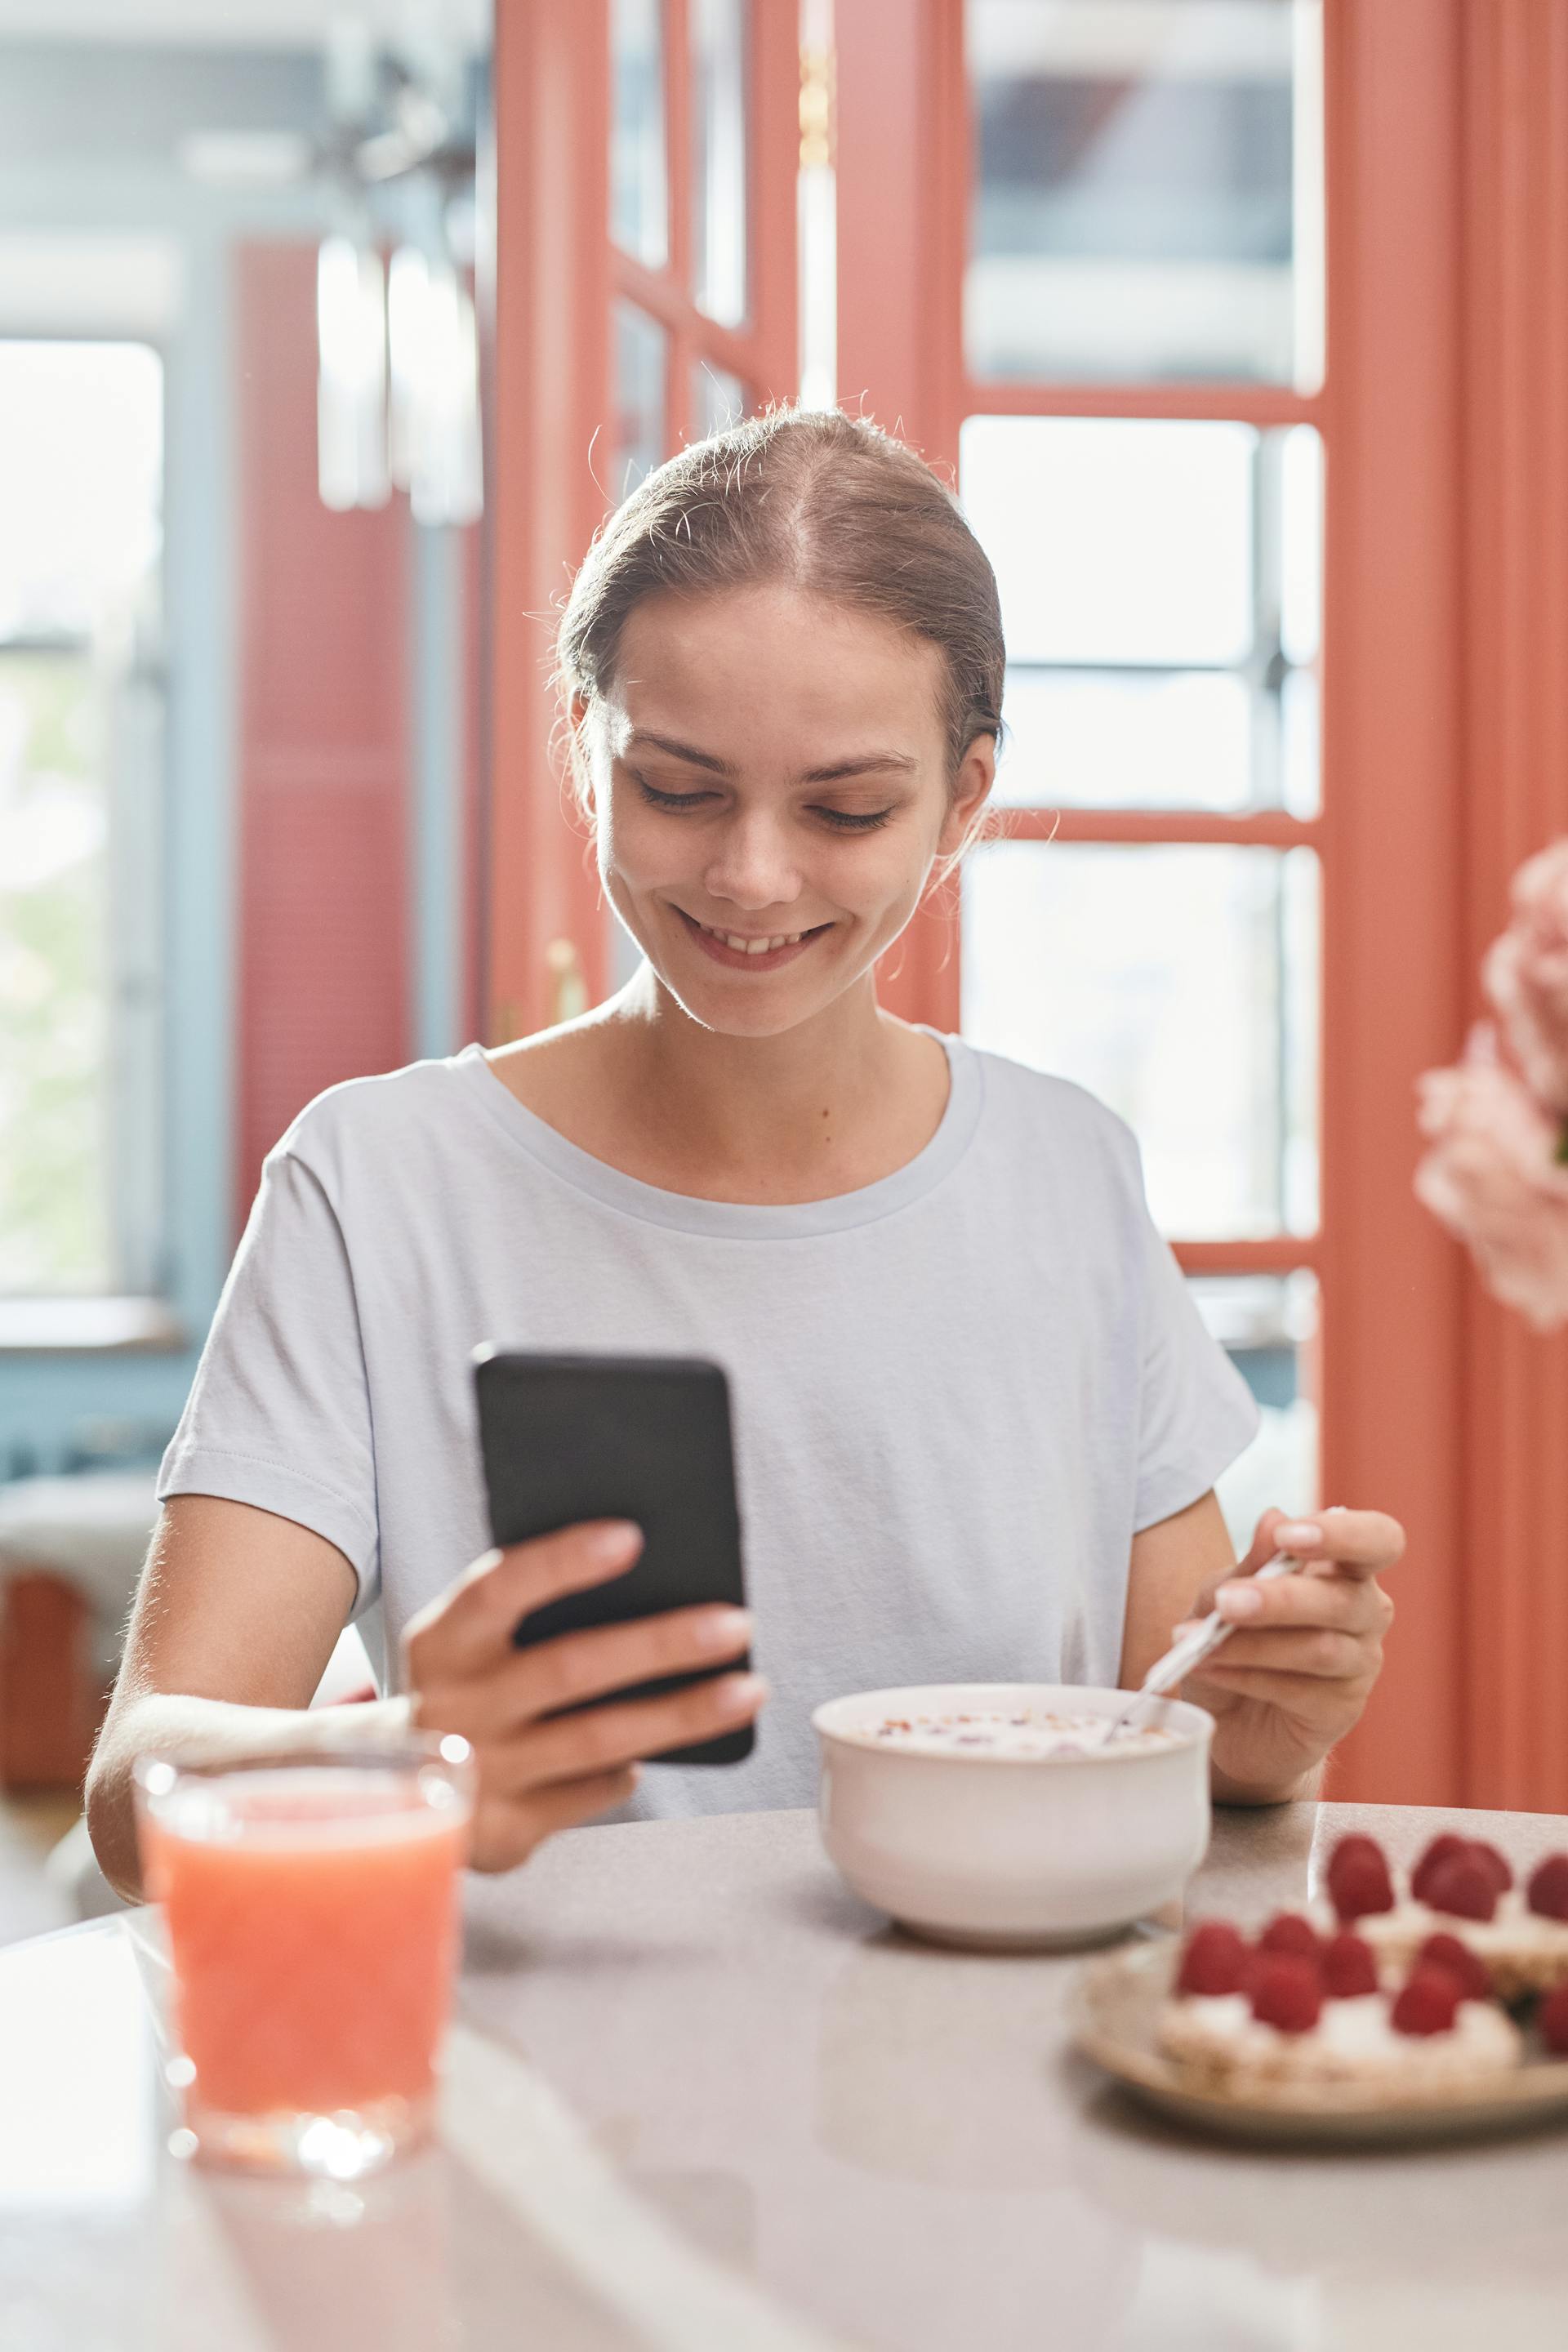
[1483,838,1568,1116]
[1415,1035,1568,1330]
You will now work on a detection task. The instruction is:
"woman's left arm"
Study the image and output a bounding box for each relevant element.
[1121,1493,1403,1804]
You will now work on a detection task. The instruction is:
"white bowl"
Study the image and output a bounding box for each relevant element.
[813,1682,1214,1950]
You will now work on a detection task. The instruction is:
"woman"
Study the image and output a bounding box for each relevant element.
[87,411,1399,1896]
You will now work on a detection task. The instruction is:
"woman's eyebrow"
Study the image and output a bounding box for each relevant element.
[626,730,734,774]
[802,752,920,784]
[626,731,920,785]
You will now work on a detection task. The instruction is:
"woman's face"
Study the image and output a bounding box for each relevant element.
[586,584,995,1039]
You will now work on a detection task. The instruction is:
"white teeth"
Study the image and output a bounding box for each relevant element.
[702,922,805,955]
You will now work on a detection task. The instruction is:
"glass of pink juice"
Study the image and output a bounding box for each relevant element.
[133,1734,474,2177]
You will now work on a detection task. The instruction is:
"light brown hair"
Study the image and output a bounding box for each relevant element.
[556,406,1004,838]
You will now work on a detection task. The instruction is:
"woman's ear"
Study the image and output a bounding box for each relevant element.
[937,733,997,860]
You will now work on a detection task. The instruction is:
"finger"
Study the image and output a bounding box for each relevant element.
[1209,1573,1390,1636]
[1187,1660,1379,1712]
[470,1766,640,1873]
[1196,1509,1405,1621]
[411,1521,644,1673]
[468,1604,753,1737]
[1187,1626,1379,1681]
[511,1670,767,1787]
[1189,1508,1334,1618]
[1264,1508,1405,1579]
[1236,1507,1297,1576]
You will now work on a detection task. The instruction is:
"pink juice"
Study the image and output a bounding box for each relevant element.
[140,1769,468,2122]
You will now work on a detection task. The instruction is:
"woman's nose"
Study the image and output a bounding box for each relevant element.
[703,819,803,911]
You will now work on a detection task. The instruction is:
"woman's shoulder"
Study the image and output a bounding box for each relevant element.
[955,1037,1141,1169]
[266,1049,486,1181]
[936,1039,1157,1259]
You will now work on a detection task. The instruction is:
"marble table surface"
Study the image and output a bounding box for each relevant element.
[5,1797,1568,2352]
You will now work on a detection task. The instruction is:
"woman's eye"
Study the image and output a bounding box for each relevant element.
[633,776,893,831]
[815,807,896,832]
[635,778,713,813]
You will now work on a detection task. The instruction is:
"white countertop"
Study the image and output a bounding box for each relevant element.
[5,1797,1568,2351]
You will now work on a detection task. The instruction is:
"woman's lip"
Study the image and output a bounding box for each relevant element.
[675,906,829,972]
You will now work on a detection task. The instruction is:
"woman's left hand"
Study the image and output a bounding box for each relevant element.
[1178,1506,1402,1801]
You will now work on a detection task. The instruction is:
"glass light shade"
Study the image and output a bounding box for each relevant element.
[317,235,390,513]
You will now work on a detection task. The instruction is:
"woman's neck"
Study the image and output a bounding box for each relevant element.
[487,964,951,1205]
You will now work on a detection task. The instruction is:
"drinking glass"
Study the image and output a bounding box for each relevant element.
[133,1733,474,2178]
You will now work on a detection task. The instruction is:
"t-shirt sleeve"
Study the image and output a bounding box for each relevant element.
[157,1147,381,1613]
[1130,1174,1262,1535]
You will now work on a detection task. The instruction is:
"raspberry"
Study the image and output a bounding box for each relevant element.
[1325,1834,1386,1900]
[1176,1921,1251,1997]
[1250,1953,1323,2035]
[1422,1855,1499,1922]
[1539,1982,1568,2056]
[1527,1854,1568,1922]
[1412,1833,1468,1904]
[1328,1847,1396,1922]
[1392,1966,1461,2037]
[1416,1932,1492,2001]
[1468,1841,1513,1895]
[1258,1912,1321,1960]
[1321,1931,1379,1998]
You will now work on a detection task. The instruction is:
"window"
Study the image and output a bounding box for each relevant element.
[692,0,750,327]
[611,0,670,269]
[953,0,1325,1535]
[0,341,165,1302]
[968,0,1321,388]
[612,299,669,495]
[964,841,1319,1241]
[964,416,1321,815]
[608,0,760,480]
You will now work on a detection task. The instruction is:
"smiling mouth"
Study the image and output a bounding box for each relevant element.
[677,907,832,959]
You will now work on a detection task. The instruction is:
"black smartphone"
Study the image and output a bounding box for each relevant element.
[472,1348,754,1766]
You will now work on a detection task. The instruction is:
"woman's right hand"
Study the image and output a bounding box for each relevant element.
[399,1520,763,1872]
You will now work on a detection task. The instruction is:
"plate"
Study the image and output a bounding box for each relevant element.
[1071,1940,1568,2148]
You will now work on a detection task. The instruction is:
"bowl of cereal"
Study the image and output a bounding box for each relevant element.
[812,1682,1214,1949]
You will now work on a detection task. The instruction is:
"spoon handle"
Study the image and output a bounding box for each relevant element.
[1104,1551,1300,1738]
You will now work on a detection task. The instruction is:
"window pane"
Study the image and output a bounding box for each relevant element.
[0,652,109,1292]
[613,303,667,498]
[0,341,163,1301]
[996,670,1253,809]
[964,416,1322,813]
[692,0,748,325]
[1190,1272,1319,1546]
[612,0,669,269]
[967,0,1321,386]
[960,842,1320,1239]
[799,8,836,410]
[965,416,1253,664]
[693,360,746,437]
[0,342,162,637]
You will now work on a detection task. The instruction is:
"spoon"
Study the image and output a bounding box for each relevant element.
[1098,1549,1302,1745]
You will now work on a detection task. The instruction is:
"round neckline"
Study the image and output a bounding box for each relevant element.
[451,1031,984,1238]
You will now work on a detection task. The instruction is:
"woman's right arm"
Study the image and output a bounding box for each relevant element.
[87,1494,761,1902]
[87,1494,388,1900]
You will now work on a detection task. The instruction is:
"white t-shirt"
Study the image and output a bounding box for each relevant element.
[158,1036,1258,1817]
